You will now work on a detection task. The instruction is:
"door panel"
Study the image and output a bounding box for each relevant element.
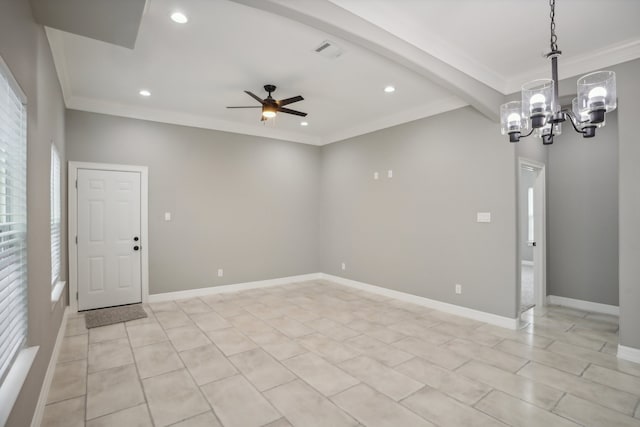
[78,169,142,310]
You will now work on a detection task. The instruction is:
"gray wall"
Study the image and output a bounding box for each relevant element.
[1,0,67,425]
[546,113,619,305]
[546,59,639,349]
[519,169,536,262]
[66,110,321,295]
[615,58,640,350]
[320,107,518,318]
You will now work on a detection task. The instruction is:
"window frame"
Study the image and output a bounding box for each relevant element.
[0,54,37,427]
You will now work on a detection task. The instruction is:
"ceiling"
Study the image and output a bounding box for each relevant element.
[44,0,640,145]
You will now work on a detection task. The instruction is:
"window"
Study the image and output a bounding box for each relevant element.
[50,144,61,286]
[527,187,534,242]
[0,58,28,386]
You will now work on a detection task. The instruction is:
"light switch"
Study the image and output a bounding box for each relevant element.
[477,212,491,223]
[373,172,379,180]
[164,212,172,221]
[387,170,393,178]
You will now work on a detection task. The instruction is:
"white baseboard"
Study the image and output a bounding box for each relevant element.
[320,273,518,330]
[147,273,323,303]
[547,295,619,316]
[617,345,640,364]
[148,272,519,329]
[30,306,69,427]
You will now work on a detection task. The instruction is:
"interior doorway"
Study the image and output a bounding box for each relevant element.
[518,158,546,315]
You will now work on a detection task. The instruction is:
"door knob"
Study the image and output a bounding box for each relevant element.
[133,245,140,251]
[133,236,139,242]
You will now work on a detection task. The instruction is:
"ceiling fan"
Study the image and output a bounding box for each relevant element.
[227,84,307,121]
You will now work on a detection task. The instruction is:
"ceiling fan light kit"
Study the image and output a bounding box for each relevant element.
[500,0,617,145]
[227,84,307,122]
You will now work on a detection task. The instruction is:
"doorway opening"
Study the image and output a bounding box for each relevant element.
[518,158,546,317]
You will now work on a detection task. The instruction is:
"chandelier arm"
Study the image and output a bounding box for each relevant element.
[520,128,535,139]
[564,111,587,135]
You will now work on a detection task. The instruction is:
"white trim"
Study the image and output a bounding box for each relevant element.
[324,96,467,144]
[521,260,534,267]
[505,38,640,94]
[66,95,324,146]
[547,295,619,316]
[148,272,518,329]
[50,280,66,310]
[30,307,69,427]
[518,158,547,313]
[147,273,323,303]
[68,162,150,313]
[617,345,640,364]
[148,272,517,329]
[0,346,39,427]
[320,273,518,330]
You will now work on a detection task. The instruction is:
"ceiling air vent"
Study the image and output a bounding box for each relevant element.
[314,40,344,59]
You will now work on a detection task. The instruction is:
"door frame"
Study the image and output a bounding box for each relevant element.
[68,162,149,313]
[517,157,547,315]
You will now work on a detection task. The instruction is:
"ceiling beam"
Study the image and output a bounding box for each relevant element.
[230,0,503,121]
[30,0,146,49]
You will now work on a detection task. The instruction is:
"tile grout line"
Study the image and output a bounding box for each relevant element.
[164,304,229,427]
[122,320,154,427]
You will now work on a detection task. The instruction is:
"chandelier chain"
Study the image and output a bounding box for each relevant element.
[549,0,558,52]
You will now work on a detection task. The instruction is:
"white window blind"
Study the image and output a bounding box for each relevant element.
[0,59,28,386]
[50,144,60,285]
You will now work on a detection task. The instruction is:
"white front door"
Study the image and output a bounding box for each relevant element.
[77,169,142,310]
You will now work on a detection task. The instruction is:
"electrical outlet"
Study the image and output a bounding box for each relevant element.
[455,284,462,294]
[164,212,171,221]
[341,262,346,271]
[217,268,223,277]
[373,172,379,180]
[387,170,393,178]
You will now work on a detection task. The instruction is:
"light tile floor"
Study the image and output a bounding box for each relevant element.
[42,280,640,427]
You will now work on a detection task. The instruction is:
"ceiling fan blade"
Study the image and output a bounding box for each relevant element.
[277,95,304,106]
[226,106,262,109]
[244,91,265,104]
[278,107,307,117]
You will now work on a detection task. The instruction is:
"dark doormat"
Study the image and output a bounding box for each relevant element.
[84,304,147,328]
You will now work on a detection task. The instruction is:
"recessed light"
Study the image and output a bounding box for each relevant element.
[384,86,396,93]
[170,12,188,24]
[300,121,309,126]
[139,89,151,97]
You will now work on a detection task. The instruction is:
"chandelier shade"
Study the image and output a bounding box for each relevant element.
[522,79,554,129]
[576,71,617,124]
[501,101,525,137]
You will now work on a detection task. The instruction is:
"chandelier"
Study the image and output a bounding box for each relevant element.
[500,0,617,145]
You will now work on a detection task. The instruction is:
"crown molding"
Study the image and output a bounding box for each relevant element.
[504,38,640,94]
[325,96,467,144]
[67,95,324,145]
